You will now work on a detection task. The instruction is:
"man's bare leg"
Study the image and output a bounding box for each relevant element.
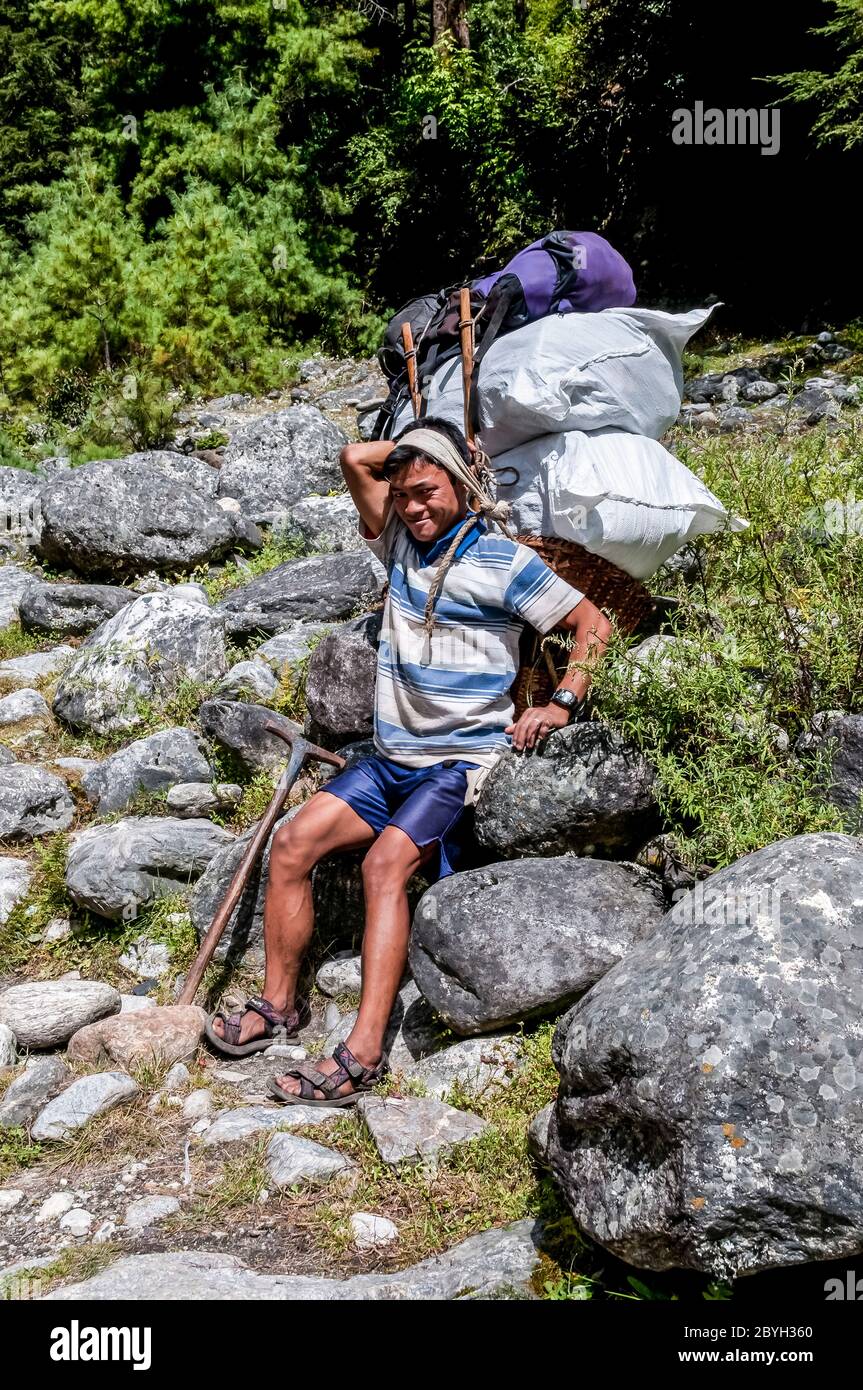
[210,790,375,1046]
[273,825,433,1098]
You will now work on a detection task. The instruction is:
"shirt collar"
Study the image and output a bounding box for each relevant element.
[414,512,487,567]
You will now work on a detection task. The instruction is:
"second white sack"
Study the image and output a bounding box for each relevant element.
[493,429,747,580]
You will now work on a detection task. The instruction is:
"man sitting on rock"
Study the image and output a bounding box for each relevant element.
[208,418,610,1104]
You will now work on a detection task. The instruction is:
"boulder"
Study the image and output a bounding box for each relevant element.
[797,712,863,825]
[0,1055,71,1129]
[253,623,330,673]
[402,1035,524,1100]
[280,494,357,553]
[358,1096,489,1167]
[66,816,235,921]
[218,407,347,523]
[52,587,227,734]
[215,659,279,703]
[123,1195,180,1230]
[19,582,135,637]
[30,1071,140,1141]
[67,1006,207,1069]
[217,550,384,637]
[121,450,219,497]
[0,856,31,924]
[201,1104,342,1146]
[411,857,666,1035]
[0,979,120,1049]
[165,782,241,818]
[547,831,863,1278]
[0,687,52,729]
[34,458,260,578]
[197,700,303,775]
[81,727,214,814]
[0,764,76,840]
[316,954,362,998]
[0,644,75,691]
[305,613,380,743]
[475,722,658,859]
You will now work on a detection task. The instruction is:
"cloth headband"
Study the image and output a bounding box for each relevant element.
[394,428,510,526]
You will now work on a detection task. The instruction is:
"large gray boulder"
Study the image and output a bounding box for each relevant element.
[305,613,379,743]
[0,979,120,1050]
[52,587,228,734]
[81,727,214,813]
[197,700,303,774]
[19,581,135,636]
[66,816,235,922]
[797,712,863,826]
[124,450,219,497]
[281,494,358,553]
[217,550,384,637]
[33,458,260,578]
[547,831,863,1278]
[0,764,76,840]
[475,721,658,859]
[0,644,75,691]
[30,1071,139,1141]
[218,407,347,523]
[410,857,666,1035]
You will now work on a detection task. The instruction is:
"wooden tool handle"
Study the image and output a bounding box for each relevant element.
[459,287,475,444]
[402,322,421,418]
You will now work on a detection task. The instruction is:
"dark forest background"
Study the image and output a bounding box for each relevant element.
[1,0,860,410]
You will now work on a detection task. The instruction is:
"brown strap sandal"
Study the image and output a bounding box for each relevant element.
[268,1040,388,1108]
[205,994,303,1058]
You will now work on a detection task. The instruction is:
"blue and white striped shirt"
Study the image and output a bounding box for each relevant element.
[362,511,584,793]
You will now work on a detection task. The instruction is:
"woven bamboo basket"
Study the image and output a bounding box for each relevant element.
[512,534,654,717]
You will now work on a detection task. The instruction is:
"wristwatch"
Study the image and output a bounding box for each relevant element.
[549,689,585,721]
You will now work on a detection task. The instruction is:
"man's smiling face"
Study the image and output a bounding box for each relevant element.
[388,460,468,544]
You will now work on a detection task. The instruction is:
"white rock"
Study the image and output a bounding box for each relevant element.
[119,994,156,1014]
[0,1022,17,1068]
[0,978,120,1049]
[164,1062,191,1092]
[265,1131,355,1188]
[93,1219,116,1244]
[42,917,72,943]
[0,1189,25,1212]
[31,1071,140,1141]
[264,1045,307,1060]
[0,857,31,926]
[350,1212,399,1250]
[0,645,74,690]
[316,955,362,997]
[124,1195,180,1230]
[0,687,51,726]
[36,1191,76,1223]
[59,1208,94,1236]
[182,1090,213,1121]
[118,939,172,980]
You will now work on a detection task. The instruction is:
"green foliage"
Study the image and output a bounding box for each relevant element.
[589,423,861,870]
[769,0,863,150]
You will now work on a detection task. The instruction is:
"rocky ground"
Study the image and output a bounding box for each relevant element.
[1,333,862,1300]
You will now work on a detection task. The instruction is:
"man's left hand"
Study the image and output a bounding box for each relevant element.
[505,702,570,752]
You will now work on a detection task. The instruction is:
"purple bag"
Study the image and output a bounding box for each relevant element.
[373,230,636,438]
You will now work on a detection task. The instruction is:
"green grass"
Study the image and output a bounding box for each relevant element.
[0,1128,44,1184]
[0,1244,117,1299]
[0,622,49,664]
[197,529,307,605]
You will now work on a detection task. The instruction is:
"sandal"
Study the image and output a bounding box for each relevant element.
[205,994,303,1058]
[268,1040,388,1108]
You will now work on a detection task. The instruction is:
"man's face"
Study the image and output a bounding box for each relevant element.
[389,461,467,543]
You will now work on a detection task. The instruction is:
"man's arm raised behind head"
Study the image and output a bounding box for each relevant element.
[339,441,396,540]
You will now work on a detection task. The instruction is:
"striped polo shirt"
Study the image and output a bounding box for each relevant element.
[362,510,585,788]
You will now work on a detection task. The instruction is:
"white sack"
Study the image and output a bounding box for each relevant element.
[493,429,747,580]
[393,305,717,455]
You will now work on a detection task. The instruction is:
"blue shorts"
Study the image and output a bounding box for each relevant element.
[321,755,478,880]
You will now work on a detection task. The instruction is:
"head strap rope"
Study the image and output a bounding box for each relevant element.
[394,428,512,636]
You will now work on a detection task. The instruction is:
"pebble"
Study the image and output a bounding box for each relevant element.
[93,1219,116,1244]
[323,1002,341,1032]
[0,1189,25,1213]
[36,1192,75,1223]
[182,1090,213,1121]
[42,918,72,943]
[350,1212,399,1250]
[263,1045,307,1061]
[213,1068,252,1086]
[59,1208,94,1236]
[164,1063,191,1092]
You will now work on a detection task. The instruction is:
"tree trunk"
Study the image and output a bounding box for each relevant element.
[432,0,469,48]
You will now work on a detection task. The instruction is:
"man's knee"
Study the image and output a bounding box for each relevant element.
[362,837,417,891]
[269,822,318,880]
